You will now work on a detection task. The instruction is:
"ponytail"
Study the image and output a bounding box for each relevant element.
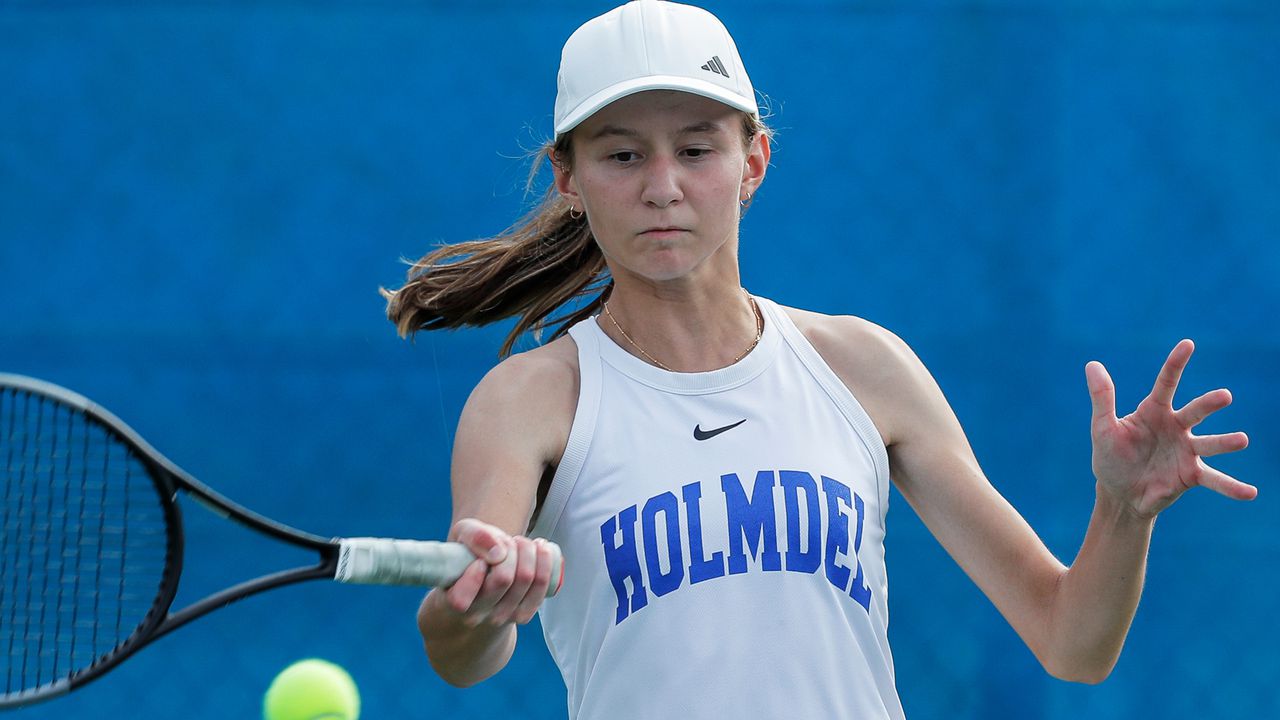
[382,112,771,357]
[381,139,610,357]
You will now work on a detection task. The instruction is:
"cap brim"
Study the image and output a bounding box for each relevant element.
[555,75,759,138]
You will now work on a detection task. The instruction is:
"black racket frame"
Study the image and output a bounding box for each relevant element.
[0,374,343,707]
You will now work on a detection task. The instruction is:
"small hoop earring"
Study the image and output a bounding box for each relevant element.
[740,193,752,208]
[569,205,584,220]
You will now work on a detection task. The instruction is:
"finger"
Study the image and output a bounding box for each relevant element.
[1085,361,1117,431]
[489,537,539,625]
[452,518,509,564]
[1175,388,1232,429]
[1195,460,1258,501]
[512,539,554,624]
[1149,339,1194,407]
[1191,431,1249,458]
[444,558,490,614]
[469,536,518,621]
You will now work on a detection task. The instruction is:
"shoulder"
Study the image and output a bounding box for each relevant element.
[778,304,920,389]
[468,333,580,422]
[449,333,583,528]
[448,333,583,525]
[779,305,914,369]
[462,333,581,465]
[478,333,580,400]
[776,304,931,447]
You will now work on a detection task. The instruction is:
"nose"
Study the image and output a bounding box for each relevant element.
[640,155,684,209]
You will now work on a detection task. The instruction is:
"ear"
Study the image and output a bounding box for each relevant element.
[740,132,770,202]
[551,154,580,209]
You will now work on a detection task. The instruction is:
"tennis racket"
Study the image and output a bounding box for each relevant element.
[0,373,563,708]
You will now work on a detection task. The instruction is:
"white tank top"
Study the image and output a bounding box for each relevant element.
[531,296,905,720]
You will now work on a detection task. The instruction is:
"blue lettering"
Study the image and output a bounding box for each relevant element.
[849,492,872,611]
[641,492,685,597]
[722,471,782,574]
[682,481,726,584]
[600,505,648,624]
[779,470,821,574]
[602,471,872,617]
[821,476,852,592]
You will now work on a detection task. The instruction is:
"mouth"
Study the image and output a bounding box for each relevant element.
[640,227,688,236]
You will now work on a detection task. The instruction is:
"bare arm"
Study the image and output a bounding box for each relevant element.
[802,315,1254,683]
[417,343,578,687]
[1049,342,1253,679]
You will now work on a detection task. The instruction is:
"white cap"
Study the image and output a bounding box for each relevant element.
[553,0,758,138]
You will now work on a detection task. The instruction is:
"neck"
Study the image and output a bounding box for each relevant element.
[598,282,762,373]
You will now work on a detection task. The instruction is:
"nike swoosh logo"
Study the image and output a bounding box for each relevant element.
[693,419,747,441]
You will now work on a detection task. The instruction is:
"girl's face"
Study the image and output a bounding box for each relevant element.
[554,90,768,287]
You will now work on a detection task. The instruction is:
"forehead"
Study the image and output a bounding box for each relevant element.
[574,90,739,141]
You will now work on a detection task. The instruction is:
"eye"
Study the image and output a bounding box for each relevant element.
[682,147,713,159]
[609,151,638,163]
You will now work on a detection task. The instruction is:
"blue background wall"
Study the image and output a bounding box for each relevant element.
[2,1,1276,717]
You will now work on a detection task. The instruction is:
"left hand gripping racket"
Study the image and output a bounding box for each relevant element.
[0,374,563,708]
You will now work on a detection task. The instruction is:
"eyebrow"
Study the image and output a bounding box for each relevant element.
[586,120,725,142]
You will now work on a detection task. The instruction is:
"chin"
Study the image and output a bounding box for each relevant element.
[609,241,721,283]
[617,249,682,279]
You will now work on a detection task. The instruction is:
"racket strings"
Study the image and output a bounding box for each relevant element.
[1,389,170,696]
[1,392,23,693]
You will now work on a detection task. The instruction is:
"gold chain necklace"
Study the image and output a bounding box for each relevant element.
[602,291,763,372]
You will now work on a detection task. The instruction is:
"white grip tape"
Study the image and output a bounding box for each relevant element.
[335,538,472,587]
[334,538,564,597]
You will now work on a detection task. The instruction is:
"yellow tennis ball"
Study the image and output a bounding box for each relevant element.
[263,658,361,720]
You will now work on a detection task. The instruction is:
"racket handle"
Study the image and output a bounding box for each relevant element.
[334,538,564,597]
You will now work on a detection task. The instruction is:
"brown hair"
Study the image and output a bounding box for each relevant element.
[382,111,771,357]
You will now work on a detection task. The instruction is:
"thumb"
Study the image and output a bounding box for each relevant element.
[451,518,510,564]
[1085,360,1117,432]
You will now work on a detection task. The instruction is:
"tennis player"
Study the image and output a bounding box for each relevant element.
[384,2,1255,717]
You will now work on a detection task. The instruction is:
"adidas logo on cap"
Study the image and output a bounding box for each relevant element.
[701,55,730,78]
